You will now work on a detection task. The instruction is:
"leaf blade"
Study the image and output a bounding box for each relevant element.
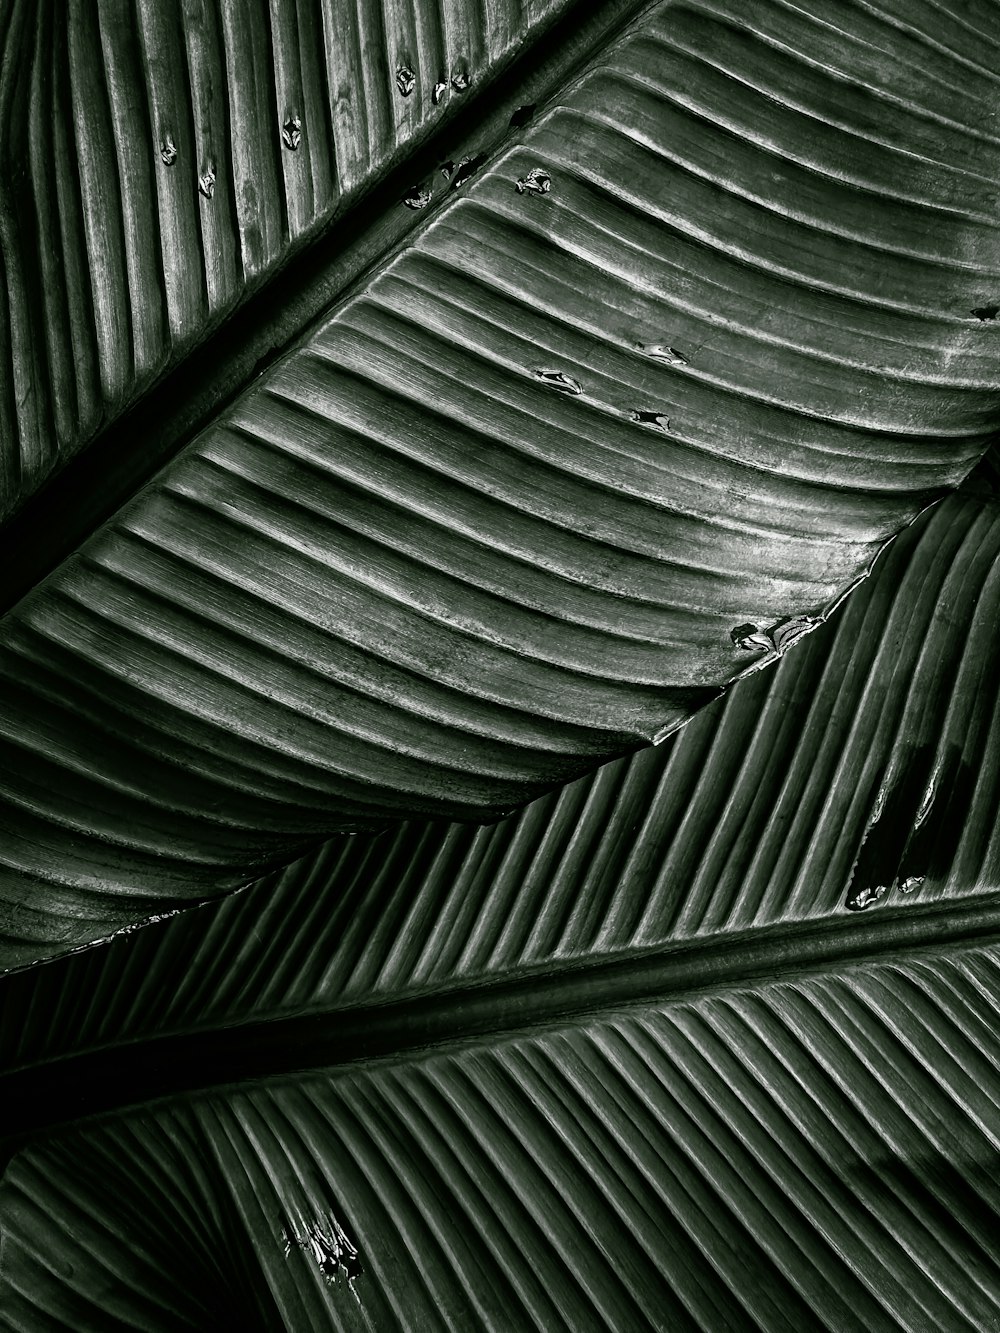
[6,0,1000,961]
[0,0,579,516]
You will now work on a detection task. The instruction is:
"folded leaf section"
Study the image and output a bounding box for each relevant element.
[4,945,1000,1330]
[0,0,573,515]
[2,491,998,1068]
[2,0,1000,963]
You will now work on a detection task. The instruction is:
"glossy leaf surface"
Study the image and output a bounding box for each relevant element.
[4,2,1000,1327]
[0,0,574,514]
[3,492,1000,1329]
[3,0,1000,964]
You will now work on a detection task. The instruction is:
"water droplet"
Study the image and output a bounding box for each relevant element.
[899,875,924,893]
[630,410,670,432]
[641,343,688,365]
[396,65,416,97]
[198,168,216,199]
[432,80,448,105]
[515,166,551,196]
[534,369,582,395]
[159,136,177,166]
[510,104,536,129]
[972,304,999,321]
[451,67,470,92]
[439,160,455,179]
[402,185,432,210]
[282,115,301,150]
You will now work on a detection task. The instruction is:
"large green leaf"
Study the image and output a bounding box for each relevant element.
[3,0,1000,966]
[0,0,583,516]
[3,489,1000,1328]
[8,952,1000,1330]
[4,486,998,1049]
[6,3,1000,1325]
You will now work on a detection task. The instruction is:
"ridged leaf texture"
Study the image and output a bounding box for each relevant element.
[7,952,1000,1331]
[4,490,1000,1329]
[2,0,1000,963]
[0,0,576,512]
[5,1,1000,1329]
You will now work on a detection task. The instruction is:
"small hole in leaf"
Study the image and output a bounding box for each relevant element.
[396,65,416,97]
[845,743,939,913]
[509,103,536,129]
[515,167,551,196]
[972,304,999,321]
[281,115,302,150]
[846,882,889,911]
[282,1212,362,1288]
[159,136,177,166]
[534,369,582,395]
[198,169,216,199]
[730,623,770,652]
[630,410,670,432]
[640,343,688,365]
[402,185,432,210]
[451,153,487,189]
[769,615,819,653]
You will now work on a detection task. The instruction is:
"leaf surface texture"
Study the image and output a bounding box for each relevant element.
[3,0,1000,961]
[4,492,1000,1329]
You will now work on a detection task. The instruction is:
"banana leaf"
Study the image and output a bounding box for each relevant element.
[2,0,1000,965]
[4,0,1000,1327]
[3,488,1000,1328]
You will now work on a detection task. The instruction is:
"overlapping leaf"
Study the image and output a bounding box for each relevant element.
[3,0,1000,966]
[0,0,577,515]
[8,951,1000,1332]
[5,5,1000,1326]
[3,491,1000,1330]
[3,487,999,1044]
